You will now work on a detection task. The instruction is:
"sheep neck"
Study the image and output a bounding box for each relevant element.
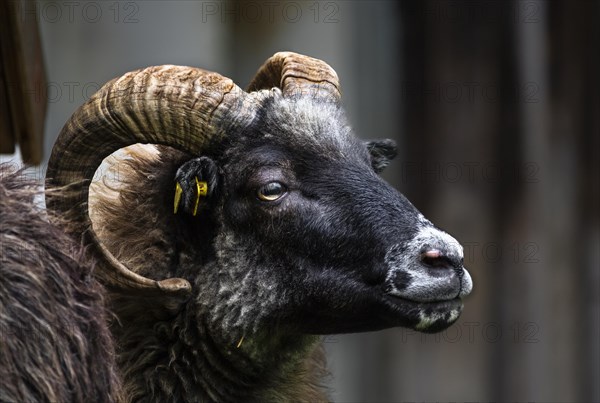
[115,299,329,402]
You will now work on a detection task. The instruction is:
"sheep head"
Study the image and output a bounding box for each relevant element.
[46,52,472,344]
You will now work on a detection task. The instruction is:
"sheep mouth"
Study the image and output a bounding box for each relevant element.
[383,293,464,310]
[384,263,473,303]
[381,294,464,332]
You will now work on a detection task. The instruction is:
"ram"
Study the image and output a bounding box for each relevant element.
[45,52,473,401]
[0,166,121,402]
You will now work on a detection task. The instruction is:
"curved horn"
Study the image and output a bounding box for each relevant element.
[45,65,255,299]
[246,51,341,102]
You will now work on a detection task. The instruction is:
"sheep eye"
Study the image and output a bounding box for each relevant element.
[257,182,287,202]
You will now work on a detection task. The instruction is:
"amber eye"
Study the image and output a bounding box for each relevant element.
[257,182,287,202]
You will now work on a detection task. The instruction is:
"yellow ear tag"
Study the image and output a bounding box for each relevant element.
[192,177,208,217]
[174,182,183,214]
[236,335,245,348]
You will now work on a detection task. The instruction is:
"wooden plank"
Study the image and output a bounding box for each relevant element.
[0,59,16,154]
[0,0,47,165]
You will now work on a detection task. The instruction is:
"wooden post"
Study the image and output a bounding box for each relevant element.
[0,0,47,165]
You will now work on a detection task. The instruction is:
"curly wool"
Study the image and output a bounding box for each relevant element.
[0,165,122,403]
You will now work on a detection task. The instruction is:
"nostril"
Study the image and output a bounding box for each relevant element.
[422,249,441,260]
[420,249,459,269]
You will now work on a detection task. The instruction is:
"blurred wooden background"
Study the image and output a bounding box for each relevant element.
[0,0,46,164]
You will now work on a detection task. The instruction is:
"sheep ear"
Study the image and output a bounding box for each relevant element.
[365,139,397,173]
[174,157,219,216]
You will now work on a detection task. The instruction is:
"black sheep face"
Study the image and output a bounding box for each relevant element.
[176,91,472,341]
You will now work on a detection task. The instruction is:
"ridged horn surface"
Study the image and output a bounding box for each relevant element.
[45,65,255,298]
[246,51,341,102]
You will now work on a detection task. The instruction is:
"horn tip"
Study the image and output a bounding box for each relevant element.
[157,278,192,294]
